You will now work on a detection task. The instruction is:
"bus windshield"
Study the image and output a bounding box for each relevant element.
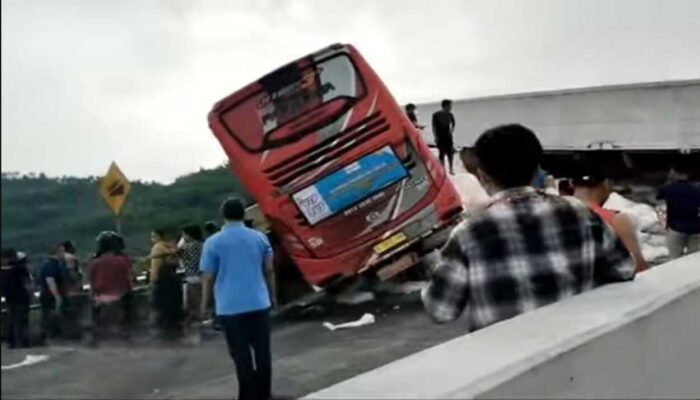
[219,54,367,152]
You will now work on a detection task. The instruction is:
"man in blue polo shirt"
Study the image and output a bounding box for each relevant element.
[200,198,275,400]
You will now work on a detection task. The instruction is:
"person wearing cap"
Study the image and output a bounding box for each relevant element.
[2,248,32,348]
[573,172,650,273]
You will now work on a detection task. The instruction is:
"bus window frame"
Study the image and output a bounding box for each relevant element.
[217,53,369,154]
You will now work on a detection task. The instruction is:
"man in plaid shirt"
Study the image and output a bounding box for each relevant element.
[422,124,635,331]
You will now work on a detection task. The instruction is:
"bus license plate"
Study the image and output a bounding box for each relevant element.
[373,232,407,254]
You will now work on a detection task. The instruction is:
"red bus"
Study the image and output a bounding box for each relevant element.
[208,43,462,288]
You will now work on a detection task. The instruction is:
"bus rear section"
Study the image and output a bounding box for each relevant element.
[208,43,462,287]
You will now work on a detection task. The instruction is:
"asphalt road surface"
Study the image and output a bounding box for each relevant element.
[1,292,468,399]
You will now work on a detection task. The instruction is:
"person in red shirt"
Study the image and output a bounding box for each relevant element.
[573,173,650,273]
[89,231,134,339]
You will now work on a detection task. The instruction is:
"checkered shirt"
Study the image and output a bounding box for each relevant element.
[178,240,203,278]
[422,187,635,331]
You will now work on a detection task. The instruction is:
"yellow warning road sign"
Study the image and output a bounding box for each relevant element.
[99,162,131,215]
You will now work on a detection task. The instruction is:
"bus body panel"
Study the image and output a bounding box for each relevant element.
[208,44,462,285]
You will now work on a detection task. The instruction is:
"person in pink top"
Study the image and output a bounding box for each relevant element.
[573,172,650,273]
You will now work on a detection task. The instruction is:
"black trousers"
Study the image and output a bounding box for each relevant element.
[437,142,455,171]
[39,295,69,341]
[220,309,272,400]
[5,303,30,348]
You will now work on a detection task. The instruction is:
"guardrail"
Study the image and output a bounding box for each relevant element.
[306,253,700,399]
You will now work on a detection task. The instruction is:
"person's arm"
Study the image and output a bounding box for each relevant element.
[431,113,439,144]
[612,213,650,272]
[265,253,277,308]
[124,258,134,290]
[22,265,34,293]
[199,240,219,319]
[46,277,62,309]
[591,213,636,284]
[260,234,277,307]
[89,261,98,297]
[450,112,456,134]
[200,272,214,320]
[421,229,470,324]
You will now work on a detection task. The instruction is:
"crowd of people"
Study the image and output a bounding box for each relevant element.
[0,217,240,348]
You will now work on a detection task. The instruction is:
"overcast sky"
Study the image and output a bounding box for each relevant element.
[2,0,699,182]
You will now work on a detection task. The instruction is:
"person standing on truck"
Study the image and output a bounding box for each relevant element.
[422,124,635,331]
[432,99,456,175]
[405,103,424,130]
[658,167,700,259]
[200,198,275,400]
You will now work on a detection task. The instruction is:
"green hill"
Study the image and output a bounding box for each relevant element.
[1,165,252,260]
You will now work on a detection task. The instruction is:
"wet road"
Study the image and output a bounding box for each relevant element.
[1,293,468,399]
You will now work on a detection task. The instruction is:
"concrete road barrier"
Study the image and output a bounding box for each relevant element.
[306,253,700,399]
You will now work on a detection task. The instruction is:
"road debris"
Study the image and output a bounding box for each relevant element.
[604,192,669,262]
[2,355,50,371]
[323,313,376,331]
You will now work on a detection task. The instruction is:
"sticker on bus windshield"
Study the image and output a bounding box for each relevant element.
[293,146,407,225]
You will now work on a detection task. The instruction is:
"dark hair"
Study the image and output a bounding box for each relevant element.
[95,231,125,257]
[183,225,204,242]
[221,198,245,221]
[571,158,608,187]
[474,124,543,188]
[441,99,452,108]
[203,221,219,236]
[60,240,76,255]
[572,174,607,188]
[405,103,416,112]
[459,147,480,175]
[152,229,166,239]
[558,179,575,196]
[1,248,18,262]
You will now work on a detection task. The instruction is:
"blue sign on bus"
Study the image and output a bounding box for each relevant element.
[293,146,408,225]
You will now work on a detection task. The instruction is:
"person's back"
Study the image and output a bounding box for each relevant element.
[422,124,635,331]
[90,253,132,301]
[40,257,66,299]
[204,224,270,314]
